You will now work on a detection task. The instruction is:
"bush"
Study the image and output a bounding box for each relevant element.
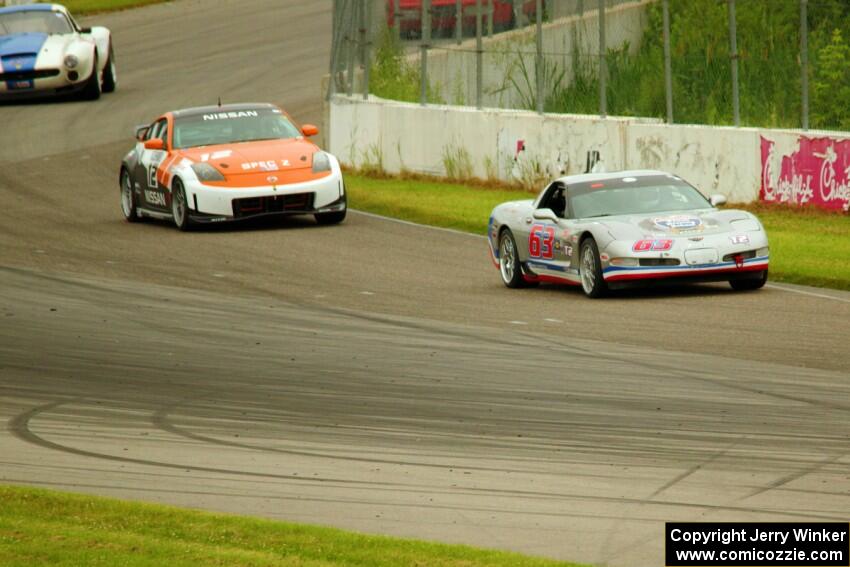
[547,0,850,130]
[369,26,441,104]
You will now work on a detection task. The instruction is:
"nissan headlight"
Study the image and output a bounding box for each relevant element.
[191,163,225,182]
[312,151,331,173]
[64,54,79,69]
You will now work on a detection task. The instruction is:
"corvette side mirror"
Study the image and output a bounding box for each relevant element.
[301,124,319,137]
[709,194,727,207]
[532,208,559,223]
[80,27,92,34]
[144,138,164,151]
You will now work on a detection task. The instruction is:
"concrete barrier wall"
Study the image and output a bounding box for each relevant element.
[331,96,646,184]
[329,94,850,208]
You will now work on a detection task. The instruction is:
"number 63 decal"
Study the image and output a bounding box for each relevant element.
[529,224,555,259]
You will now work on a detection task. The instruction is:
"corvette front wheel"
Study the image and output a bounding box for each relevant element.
[579,238,607,298]
[729,270,768,291]
[499,230,533,288]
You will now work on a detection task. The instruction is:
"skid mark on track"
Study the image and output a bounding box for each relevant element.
[11,398,847,519]
[646,440,742,500]
[7,399,377,487]
[149,396,549,475]
[739,450,850,501]
[518,330,850,413]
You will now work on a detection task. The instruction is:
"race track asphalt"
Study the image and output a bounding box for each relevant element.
[1,2,848,566]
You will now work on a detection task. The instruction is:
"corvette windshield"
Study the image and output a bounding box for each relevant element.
[0,11,73,35]
[172,109,302,149]
[568,175,712,218]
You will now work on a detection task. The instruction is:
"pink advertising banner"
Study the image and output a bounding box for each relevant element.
[760,135,850,211]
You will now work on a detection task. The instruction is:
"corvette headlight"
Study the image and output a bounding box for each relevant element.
[64,54,79,69]
[731,218,761,232]
[312,151,331,173]
[191,163,225,182]
[609,257,639,267]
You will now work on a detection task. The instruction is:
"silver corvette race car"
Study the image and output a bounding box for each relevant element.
[488,170,769,298]
[0,3,116,100]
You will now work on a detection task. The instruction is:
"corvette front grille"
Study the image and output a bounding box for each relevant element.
[722,250,757,262]
[0,69,60,81]
[232,193,314,218]
[639,258,680,266]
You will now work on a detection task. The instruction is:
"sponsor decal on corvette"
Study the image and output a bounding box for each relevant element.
[654,215,703,232]
[633,239,674,252]
[730,234,750,245]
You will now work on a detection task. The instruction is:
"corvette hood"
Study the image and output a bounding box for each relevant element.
[601,209,757,240]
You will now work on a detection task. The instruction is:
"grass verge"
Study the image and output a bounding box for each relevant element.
[65,0,168,16]
[737,203,850,290]
[346,172,532,234]
[0,485,577,567]
[345,173,850,291]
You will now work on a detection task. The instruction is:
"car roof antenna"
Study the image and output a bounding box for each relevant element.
[217,97,222,108]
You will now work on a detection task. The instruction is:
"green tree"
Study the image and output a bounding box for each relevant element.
[812,28,850,130]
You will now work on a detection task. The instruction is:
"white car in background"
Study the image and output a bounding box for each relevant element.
[0,2,116,100]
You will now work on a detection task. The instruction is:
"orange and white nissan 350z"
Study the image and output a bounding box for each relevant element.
[119,103,346,230]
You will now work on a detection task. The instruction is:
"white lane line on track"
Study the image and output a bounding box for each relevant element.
[765,283,850,304]
[350,209,487,239]
[352,209,850,304]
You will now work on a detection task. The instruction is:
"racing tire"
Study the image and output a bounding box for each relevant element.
[314,208,347,225]
[729,269,768,291]
[101,45,117,93]
[120,169,139,223]
[498,229,536,289]
[171,179,194,232]
[579,237,608,298]
[81,54,101,100]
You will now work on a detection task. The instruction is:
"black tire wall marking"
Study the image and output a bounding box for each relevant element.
[7,399,373,486]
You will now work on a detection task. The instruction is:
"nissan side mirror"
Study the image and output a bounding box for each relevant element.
[144,138,165,151]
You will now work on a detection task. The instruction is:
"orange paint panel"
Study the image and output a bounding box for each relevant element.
[157,154,179,187]
[215,169,331,188]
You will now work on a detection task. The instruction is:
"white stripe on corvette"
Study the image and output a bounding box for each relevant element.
[602,259,769,280]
